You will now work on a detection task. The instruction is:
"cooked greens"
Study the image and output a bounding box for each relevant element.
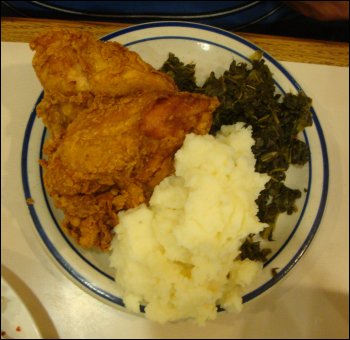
[160,53,197,92]
[271,267,279,278]
[256,179,302,241]
[237,234,271,262]
[159,52,312,261]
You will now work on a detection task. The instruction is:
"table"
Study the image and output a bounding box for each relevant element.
[1,17,349,66]
[1,17,349,339]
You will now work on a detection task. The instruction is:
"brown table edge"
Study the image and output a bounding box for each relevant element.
[1,17,349,67]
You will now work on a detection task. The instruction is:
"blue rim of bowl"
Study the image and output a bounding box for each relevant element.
[21,21,329,309]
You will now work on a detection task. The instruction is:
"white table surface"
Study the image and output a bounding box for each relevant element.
[1,42,349,339]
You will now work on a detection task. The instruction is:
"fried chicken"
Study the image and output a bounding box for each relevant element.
[30,29,177,145]
[42,93,219,249]
[30,29,177,99]
[31,29,219,250]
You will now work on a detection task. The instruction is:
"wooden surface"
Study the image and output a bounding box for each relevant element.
[1,17,349,66]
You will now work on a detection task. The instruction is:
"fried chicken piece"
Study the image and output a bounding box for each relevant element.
[43,93,219,249]
[30,29,177,147]
[36,93,96,153]
[30,29,219,250]
[30,29,177,100]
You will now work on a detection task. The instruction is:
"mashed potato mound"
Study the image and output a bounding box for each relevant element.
[110,123,269,325]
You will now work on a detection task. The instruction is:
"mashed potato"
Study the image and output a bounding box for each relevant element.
[109,123,269,324]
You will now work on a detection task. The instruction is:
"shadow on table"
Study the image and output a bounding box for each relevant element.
[2,264,60,339]
[141,285,349,339]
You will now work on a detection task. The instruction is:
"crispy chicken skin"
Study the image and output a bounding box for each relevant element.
[30,29,177,146]
[31,29,219,250]
[44,93,217,195]
[30,29,177,99]
[42,93,219,249]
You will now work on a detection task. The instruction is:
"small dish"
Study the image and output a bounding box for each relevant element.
[1,277,42,339]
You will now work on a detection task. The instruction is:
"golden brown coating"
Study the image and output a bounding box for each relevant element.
[43,93,219,249]
[31,29,177,148]
[36,93,95,151]
[31,29,219,250]
[30,29,177,100]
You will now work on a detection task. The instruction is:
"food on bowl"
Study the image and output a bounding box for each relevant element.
[110,123,269,324]
[29,28,313,324]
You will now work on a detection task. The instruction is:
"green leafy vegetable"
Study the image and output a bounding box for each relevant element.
[236,234,271,262]
[256,179,302,241]
[271,267,279,278]
[159,52,197,92]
